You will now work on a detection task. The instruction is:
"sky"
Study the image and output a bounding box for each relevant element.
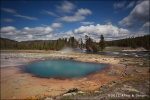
[1,0,149,42]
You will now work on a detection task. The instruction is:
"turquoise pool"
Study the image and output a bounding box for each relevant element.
[26,60,108,78]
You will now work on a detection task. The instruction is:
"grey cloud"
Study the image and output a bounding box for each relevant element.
[57,1,76,13]
[59,8,92,22]
[139,22,150,32]
[126,1,135,9]
[118,17,135,28]
[119,1,149,28]
[42,2,92,23]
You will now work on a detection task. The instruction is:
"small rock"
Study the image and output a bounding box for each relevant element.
[77,91,85,94]
[139,63,143,66]
[94,91,101,93]
[63,93,76,96]
[134,69,142,73]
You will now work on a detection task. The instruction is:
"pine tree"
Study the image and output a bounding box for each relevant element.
[99,35,106,51]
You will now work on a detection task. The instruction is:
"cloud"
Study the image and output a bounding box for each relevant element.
[1,26,16,33]
[139,22,150,32]
[1,8,17,14]
[74,24,131,41]
[3,23,147,42]
[46,34,52,38]
[59,8,92,22]
[65,30,73,35]
[80,21,94,25]
[39,1,92,23]
[27,34,33,39]
[45,27,53,33]
[1,24,130,41]
[1,18,14,22]
[136,0,143,4]
[119,1,149,28]
[113,1,126,9]
[1,7,38,20]
[76,9,92,15]
[59,15,85,22]
[105,20,112,25]
[1,26,18,37]
[14,14,38,20]
[118,17,135,28]
[41,2,92,23]
[51,23,62,28]
[1,26,54,41]
[22,26,53,34]
[126,1,135,9]
[57,1,76,13]
[41,10,59,17]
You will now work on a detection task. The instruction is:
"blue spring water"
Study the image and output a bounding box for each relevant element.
[26,60,107,78]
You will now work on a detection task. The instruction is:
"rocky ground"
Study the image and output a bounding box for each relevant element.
[55,74,149,100]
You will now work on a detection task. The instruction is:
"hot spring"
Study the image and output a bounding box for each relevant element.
[25,60,108,78]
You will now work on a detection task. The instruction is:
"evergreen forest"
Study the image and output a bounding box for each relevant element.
[0,35,150,52]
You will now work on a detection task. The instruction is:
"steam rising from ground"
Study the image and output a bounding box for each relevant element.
[60,47,74,54]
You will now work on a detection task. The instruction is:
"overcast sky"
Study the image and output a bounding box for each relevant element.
[1,0,149,42]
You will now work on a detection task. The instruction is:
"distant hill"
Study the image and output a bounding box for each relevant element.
[0,37,19,49]
[0,37,18,43]
[0,37,57,50]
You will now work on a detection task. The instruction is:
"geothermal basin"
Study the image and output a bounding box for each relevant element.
[25,60,107,78]
[1,52,122,99]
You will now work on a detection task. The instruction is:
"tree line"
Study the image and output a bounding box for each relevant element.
[106,35,150,50]
[0,35,106,52]
[1,37,77,50]
[1,34,150,52]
